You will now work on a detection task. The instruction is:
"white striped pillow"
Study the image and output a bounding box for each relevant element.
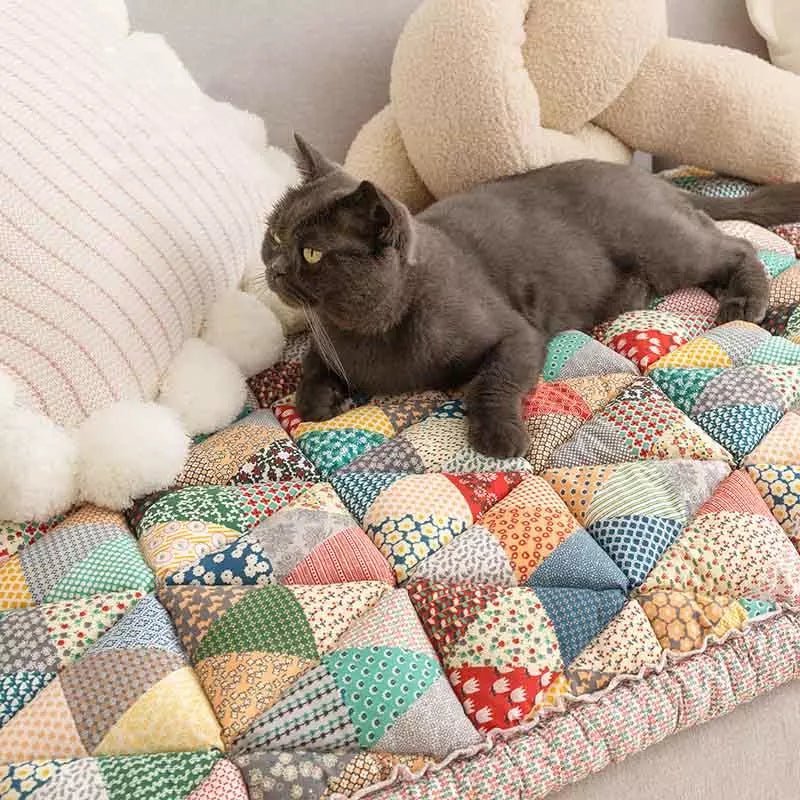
[0,0,281,427]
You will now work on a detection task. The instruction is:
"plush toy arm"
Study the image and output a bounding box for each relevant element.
[390,0,630,198]
[345,105,434,213]
[596,37,800,183]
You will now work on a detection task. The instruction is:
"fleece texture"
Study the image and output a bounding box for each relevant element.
[346,0,800,204]
[597,38,800,184]
[345,105,434,214]
[387,0,631,199]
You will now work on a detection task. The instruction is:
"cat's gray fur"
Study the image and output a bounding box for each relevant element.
[263,135,800,458]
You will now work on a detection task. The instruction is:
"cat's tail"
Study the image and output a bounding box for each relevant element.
[685,183,800,226]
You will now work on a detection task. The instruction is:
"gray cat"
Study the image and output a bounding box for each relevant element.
[263,135,800,459]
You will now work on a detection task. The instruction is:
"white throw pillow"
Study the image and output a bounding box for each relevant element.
[0,0,284,427]
[0,0,300,521]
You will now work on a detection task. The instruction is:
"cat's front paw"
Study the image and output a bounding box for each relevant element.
[469,415,529,459]
[295,378,347,421]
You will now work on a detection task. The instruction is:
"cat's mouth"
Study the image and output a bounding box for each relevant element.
[267,273,314,309]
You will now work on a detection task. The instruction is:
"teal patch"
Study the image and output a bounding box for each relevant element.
[298,428,388,478]
[325,646,439,747]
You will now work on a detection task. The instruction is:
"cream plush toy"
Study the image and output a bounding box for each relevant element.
[346,0,800,209]
[747,0,800,74]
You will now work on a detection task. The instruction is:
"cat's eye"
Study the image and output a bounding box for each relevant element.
[269,230,281,245]
[303,247,323,264]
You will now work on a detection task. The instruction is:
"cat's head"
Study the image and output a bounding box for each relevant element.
[263,135,415,334]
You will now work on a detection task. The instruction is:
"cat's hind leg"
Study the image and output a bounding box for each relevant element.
[708,237,769,324]
[633,209,768,325]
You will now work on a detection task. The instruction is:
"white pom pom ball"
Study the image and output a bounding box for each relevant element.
[0,407,79,522]
[202,289,285,377]
[77,401,189,509]
[158,338,247,435]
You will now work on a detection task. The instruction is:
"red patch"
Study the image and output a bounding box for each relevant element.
[697,470,774,518]
[444,472,524,520]
[608,329,686,371]
[448,664,557,732]
[272,402,304,437]
[522,382,592,421]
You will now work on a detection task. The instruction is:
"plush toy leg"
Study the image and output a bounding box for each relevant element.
[345,105,434,213]
[596,38,800,184]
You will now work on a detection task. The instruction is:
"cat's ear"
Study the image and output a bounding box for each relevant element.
[346,180,396,245]
[293,133,336,179]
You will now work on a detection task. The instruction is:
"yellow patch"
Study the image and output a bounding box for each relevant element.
[94,667,223,755]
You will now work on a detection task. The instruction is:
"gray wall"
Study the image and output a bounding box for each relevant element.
[127,0,767,161]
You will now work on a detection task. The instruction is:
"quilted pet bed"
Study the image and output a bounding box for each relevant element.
[2,169,800,800]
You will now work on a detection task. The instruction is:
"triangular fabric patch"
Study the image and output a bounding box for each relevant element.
[0,556,34,610]
[443,472,524,519]
[41,591,146,664]
[290,582,390,655]
[325,646,439,748]
[195,651,315,746]
[410,524,516,586]
[373,672,482,758]
[445,588,563,673]
[529,529,629,591]
[478,477,582,583]
[231,662,358,754]
[542,465,617,524]
[60,648,183,753]
[298,429,389,478]
[97,750,219,800]
[339,436,426,475]
[543,331,590,380]
[448,664,554,733]
[694,404,783,462]
[406,579,503,659]
[44,535,154,604]
[651,335,733,370]
[94,666,222,755]
[86,595,184,656]
[334,590,435,655]
[0,670,54,726]
[696,469,774,518]
[194,585,319,663]
[524,412,585,472]
[648,367,723,415]
[0,678,87,761]
[158,585,249,661]
[522,381,593,419]
[329,472,404,523]
[588,515,684,590]
[284,526,395,586]
[536,586,626,666]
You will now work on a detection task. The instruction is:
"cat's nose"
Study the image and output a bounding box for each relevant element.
[268,255,288,278]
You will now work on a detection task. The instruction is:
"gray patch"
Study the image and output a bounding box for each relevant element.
[374,673,482,759]
[0,607,57,674]
[248,507,357,577]
[20,522,122,603]
[411,525,516,586]
[660,459,731,520]
[693,366,783,416]
[549,417,633,468]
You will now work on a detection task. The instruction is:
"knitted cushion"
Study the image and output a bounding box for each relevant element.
[0,0,282,427]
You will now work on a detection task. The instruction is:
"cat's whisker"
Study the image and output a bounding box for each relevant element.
[305,307,350,390]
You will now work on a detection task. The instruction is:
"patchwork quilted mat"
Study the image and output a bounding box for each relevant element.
[3,168,800,800]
